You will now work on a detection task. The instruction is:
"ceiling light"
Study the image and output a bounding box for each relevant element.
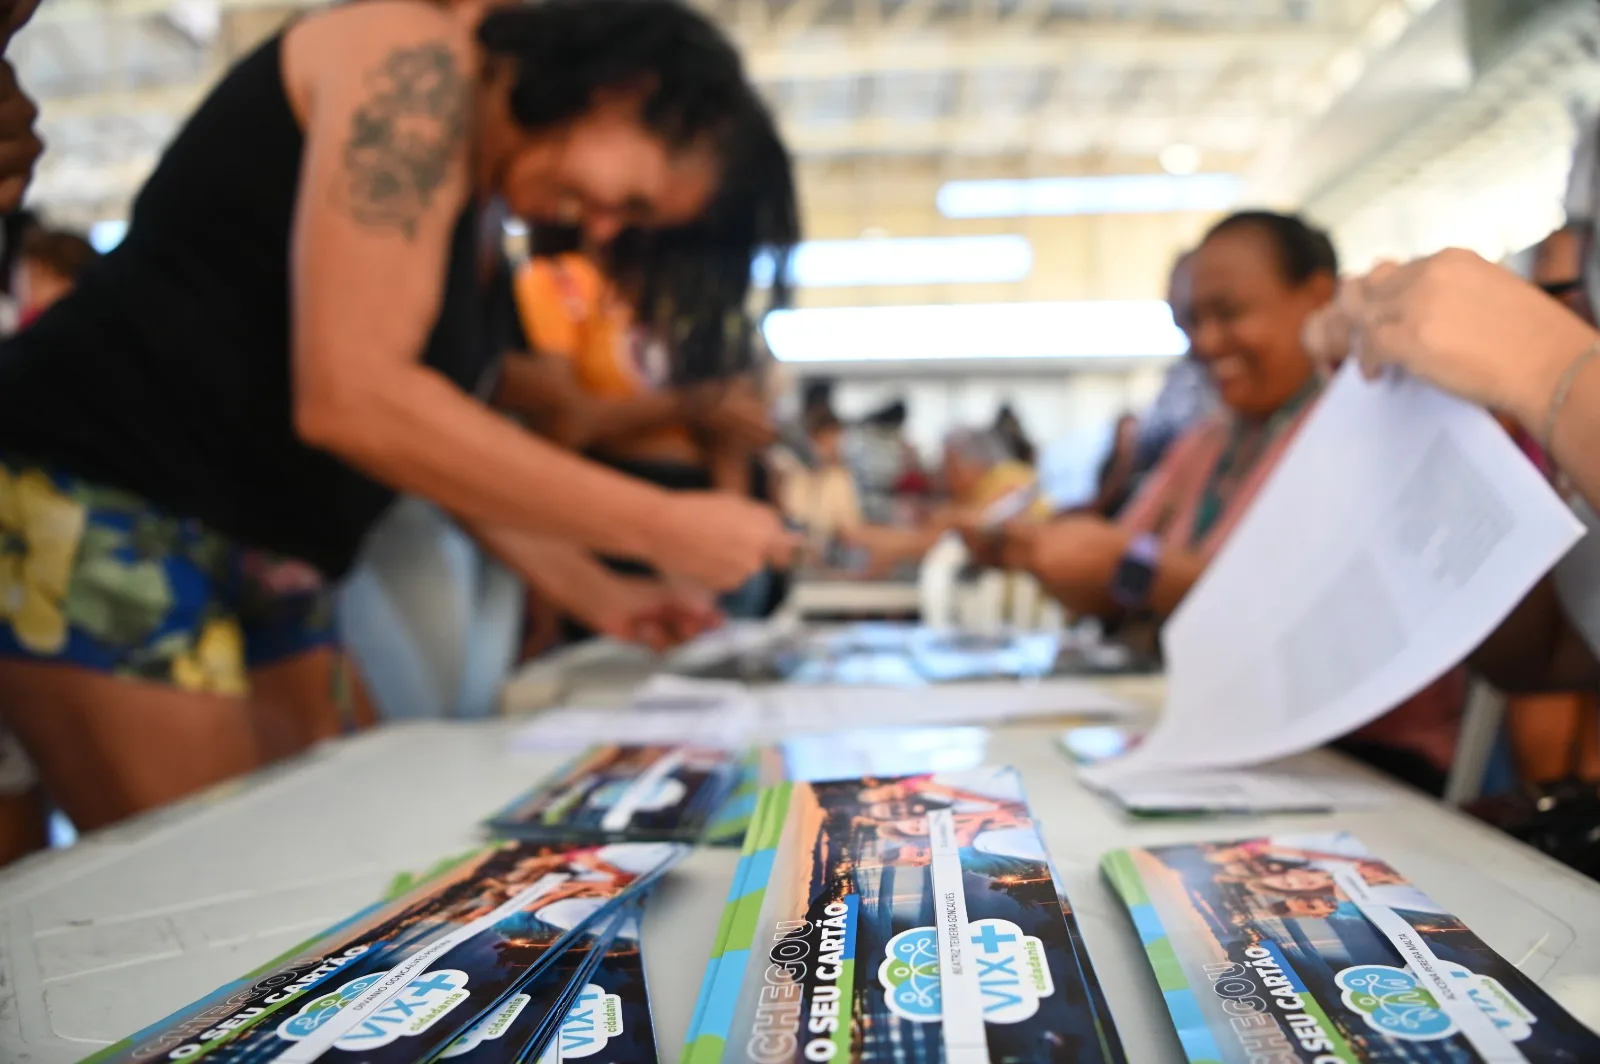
[762,301,1186,363]
[937,174,1239,219]
[754,235,1033,288]
[1158,143,1203,176]
[1325,47,1368,94]
[165,0,220,43]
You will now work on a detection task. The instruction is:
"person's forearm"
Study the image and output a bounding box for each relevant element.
[710,441,751,496]
[1151,548,1207,617]
[302,363,665,561]
[493,354,564,422]
[468,521,617,607]
[493,356,693,451]
[1494,316,1600,510]
[1542,341,1600,513]
[1035,546,1204,620]
[847,524,940,566]
[577,391,695,449]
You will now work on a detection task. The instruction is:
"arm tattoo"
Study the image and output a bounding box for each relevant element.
[339,41,468,241]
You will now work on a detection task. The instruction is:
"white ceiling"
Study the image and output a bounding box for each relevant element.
[10,0,1598,236]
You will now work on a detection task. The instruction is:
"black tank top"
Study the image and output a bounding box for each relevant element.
[0,35,498,577]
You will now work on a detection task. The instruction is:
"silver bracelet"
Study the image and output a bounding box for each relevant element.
[1540,338,1600,451]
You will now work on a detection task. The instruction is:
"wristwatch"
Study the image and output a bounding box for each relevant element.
[1111,532,1162,610]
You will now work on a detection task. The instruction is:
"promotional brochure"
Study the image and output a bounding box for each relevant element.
[706,726,993,847]
[703,749,784,846]
[487,744,742,844]
[529,908,661,1063]
[672,624,1070,687]
[220,841,683,1064]
[85,841,685,1064]
[685,768,1125,1063]
[1104,832,1600,1062]
[441,906,625,1064]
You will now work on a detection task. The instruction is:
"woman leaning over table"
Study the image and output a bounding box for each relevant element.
[993,209,1467,793]
[0,0,793,832]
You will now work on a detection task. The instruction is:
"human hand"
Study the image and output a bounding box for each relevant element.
[959,516,1046,571]
[1303,249,1598,427]
[0,0,38,40]
[1016,515,1129,592]
[0,56,40,213]
[652,491,798,591]
[581,574,723,652]
[956,520,1006,570]
[688,376,776,450]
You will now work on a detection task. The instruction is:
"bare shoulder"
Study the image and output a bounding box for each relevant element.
[283,1,477,108]
[284,1,477,242]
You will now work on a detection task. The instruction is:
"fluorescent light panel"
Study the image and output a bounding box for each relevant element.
[754,234,1032,288]
[763,301,1186,364]
[937,173,1241,219]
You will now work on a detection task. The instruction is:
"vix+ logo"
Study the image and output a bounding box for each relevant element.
[277,968,471,1051]
[1336,961,1535,1044]
[878,919,1055,1025]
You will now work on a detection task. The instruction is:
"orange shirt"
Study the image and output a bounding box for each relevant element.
[513,254,697,459]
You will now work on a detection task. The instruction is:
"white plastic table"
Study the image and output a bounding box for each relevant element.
[2,707,1598,1062]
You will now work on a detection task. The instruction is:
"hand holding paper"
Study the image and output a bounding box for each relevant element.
[1086,363,1584,783]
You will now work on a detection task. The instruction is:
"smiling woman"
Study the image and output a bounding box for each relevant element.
[1012,210,1337,622]
[1011,209,1469,794]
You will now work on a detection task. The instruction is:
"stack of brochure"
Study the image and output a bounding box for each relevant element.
[673,623,1067,686]
[84,840,683,1064]
[486,744,743,845]
[686,767,1126,1063]
[703,726,994,847]
[1105,831,1600,1062]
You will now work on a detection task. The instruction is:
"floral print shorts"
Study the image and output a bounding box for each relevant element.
[0,455,337,695]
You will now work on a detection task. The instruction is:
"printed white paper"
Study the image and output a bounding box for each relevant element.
[1088,364,1584,781]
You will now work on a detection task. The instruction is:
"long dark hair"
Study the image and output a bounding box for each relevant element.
[478,0,749,154]
[619,94,799,382]
[528,96,801,384]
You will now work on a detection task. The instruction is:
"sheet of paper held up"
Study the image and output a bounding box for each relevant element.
[1085,363,1585,783]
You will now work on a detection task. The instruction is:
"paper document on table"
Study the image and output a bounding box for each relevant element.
[509,705,755,750]
[760,678,1137,739]
[1096,768,1391,815]
[630,673,754,711]
[1087,363,1584,781]
[510,678,758,751]
[664,619,794,672]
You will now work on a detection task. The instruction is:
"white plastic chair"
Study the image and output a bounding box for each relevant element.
[917,532,1067,634]
[1443,678,1509,805]
[917,532,968,628]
